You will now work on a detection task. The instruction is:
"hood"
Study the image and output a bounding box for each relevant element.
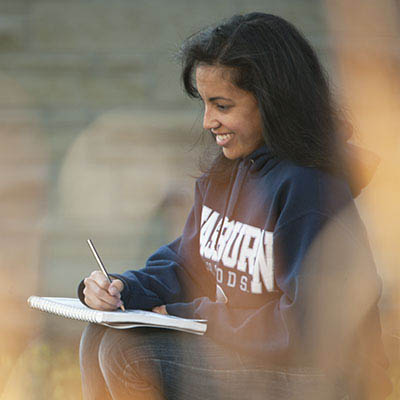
[344,143,380,198]
[242,143,380,198]
[242,144,279,174]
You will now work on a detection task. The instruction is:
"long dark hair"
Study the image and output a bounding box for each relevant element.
[179,13,350,177]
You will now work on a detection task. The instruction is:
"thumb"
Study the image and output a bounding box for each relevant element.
[108,279,124,296]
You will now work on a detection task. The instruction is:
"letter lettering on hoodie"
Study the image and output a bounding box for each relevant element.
[216,217,235,260]
[200,208,220,258]
[237,225,261,273]
[227,271,236,287]
[201,205,213,227]
[221,222,244,268]
[206,218,223,261]
[251,231,274,293]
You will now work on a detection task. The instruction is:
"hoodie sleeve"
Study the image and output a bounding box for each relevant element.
[108,179,215,310]
[166,200,391,398]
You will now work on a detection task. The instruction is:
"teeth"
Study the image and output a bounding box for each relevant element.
[216,133,233,142]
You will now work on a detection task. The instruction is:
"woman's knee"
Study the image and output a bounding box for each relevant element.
[97,328,126,375]
[80,323,108,368]
[98,328,160,392]
[98,329,149,384]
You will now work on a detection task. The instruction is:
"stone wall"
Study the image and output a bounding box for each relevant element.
[0,0,329,302]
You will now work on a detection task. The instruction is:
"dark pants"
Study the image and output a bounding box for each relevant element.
[79,324,348,400]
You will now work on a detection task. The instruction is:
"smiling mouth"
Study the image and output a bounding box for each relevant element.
[214,133,234,146]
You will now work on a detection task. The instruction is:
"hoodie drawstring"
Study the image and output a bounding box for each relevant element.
[214,159,240,251]
[214,158,252,252]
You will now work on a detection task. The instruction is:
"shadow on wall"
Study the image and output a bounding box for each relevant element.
[58,109,200,222]
[36,109,202,298]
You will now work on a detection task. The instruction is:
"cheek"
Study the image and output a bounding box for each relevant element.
[249,114,263,142]
[240,108,262,142]
[242,121,263,142]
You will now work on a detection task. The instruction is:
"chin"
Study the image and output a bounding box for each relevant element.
[222,148,240,160]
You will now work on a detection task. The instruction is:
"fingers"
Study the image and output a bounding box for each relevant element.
[152,305,168,315]
[84,293,122,311]
[109,279,124,296]
[83,271,124,311]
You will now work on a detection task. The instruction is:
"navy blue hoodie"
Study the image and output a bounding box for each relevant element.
[79,144,391,398]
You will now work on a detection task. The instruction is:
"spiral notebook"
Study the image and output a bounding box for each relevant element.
[27,296,207,335]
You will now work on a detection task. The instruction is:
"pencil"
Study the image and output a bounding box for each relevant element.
[87,239,126,311]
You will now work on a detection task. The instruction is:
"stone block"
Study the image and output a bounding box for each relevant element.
[0,15,26,51]
[150,52,189,106]
[0,71,34,107]
[0,0,29,13]
[0,52,149,74]
[232,0,327,34]
[0,111,48,164]
[0,109,46,333]
[28,0,237,52]
[56,109,200,223]
[4,70,150,108]
[41,229,143,297]
[0,51,179,107]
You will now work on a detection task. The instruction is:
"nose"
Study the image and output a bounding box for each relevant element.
[203,106,220,131]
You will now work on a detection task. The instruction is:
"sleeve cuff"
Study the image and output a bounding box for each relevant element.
[111,273,161,310]
[166,297,210,319]
[77,279,87,306]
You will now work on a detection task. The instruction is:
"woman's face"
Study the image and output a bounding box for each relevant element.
[196,64,263,160]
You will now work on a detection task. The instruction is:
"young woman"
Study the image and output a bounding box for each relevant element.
[78,13,391,400]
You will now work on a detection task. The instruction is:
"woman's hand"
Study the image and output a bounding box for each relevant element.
[152,305,168,315]
[83,270,124,311]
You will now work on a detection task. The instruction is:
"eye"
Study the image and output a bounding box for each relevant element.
[216,104,230,111]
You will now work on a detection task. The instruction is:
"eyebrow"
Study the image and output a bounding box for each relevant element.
[208,96,232,102]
